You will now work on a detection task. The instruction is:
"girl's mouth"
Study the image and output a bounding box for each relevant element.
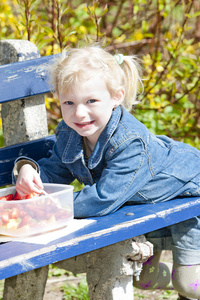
[75,121,94,128]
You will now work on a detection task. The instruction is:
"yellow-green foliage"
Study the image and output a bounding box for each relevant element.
[1,0,200,148]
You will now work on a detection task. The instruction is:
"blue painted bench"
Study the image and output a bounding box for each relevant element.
[1,54,200,299]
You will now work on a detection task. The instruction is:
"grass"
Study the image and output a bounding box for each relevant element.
[0,130,4,148]
[0,280,4,300]
[62,278,89,300]
[60,275,177,300]
[134,289,178,300]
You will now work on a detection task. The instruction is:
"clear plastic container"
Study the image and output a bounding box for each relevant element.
[0,183,74,237]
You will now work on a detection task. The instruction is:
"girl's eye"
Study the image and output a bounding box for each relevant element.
[88,99,96,104]
[65,101,74,105]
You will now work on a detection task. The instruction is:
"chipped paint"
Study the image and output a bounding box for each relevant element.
[23,66,37,73]
[5,75,22,83]
[19,260,38,272]
[0,55,55,103]
[7,74,18,80]
[0,245,57,271]
[0,197,200,276]
[0,195,200,280]
[156,198,200,218]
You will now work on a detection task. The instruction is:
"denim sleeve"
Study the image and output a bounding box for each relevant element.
[38,142,75,185]
[12,146,75,186]
[12,157,39,185]
[73,138,153,218]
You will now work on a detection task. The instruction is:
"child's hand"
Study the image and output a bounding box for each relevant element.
[15,164,44,196]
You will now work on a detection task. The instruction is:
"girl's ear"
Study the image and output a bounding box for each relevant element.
[113,87,125,108]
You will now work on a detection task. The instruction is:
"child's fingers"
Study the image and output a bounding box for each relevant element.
[16,182,42,196]
[33,174,44,191]
[30,183,44,194]
[16,165,43,195]
[15,184,32,196]
[17,178,42,195]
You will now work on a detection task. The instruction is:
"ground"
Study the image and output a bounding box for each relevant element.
[43,251,179,300]
[44,278,178,300]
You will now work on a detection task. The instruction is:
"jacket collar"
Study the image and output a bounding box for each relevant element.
[62,106,122,168]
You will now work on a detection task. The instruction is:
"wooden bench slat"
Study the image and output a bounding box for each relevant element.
[0,55,59,103]
[0,196,199,280]
[0,135,56,186]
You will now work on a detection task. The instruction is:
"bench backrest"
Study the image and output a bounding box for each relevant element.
[0,136,56,186]
[0,55,57,186]
[0,55,55,103]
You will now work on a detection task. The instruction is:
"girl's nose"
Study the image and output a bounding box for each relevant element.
[74,104,87,118]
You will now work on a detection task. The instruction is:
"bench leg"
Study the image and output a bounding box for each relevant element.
[56,243,134,299]
[55,236,153,300]
[86,247,134,300]
[3,265,49,300]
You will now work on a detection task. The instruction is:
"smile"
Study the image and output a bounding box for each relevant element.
[75,121,94,128]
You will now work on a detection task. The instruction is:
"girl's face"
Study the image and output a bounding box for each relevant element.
[59,74,124,148]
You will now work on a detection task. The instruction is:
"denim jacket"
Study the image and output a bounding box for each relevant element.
[16,106,200,218]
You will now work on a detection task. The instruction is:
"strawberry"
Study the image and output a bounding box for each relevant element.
[10,208,20,219]
[25,193,40,199]
[13,192,41,200]
[18,215,32,228]
[0,194,13,201]
[27,206,45,219]
[13,192,26,200]
[1,211,10,223]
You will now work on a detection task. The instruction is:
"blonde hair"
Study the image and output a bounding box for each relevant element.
[48,46,143,112]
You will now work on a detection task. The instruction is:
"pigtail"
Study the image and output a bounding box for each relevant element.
[119,55,143,112]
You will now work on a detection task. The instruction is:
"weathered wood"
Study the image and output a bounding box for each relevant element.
[0,55,54,103]
[0,196,199,281]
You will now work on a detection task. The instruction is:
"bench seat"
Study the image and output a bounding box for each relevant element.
[0,195,199,280]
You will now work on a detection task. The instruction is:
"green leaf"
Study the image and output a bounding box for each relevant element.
[43,26,55,35]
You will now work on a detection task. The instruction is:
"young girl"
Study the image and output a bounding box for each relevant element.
[13,46,200,300]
